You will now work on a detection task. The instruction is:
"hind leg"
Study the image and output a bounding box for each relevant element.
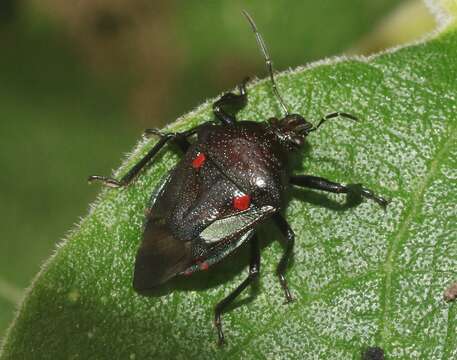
[214,233,260,345]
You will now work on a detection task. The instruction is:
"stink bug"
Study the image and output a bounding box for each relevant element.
[89,11,388,345]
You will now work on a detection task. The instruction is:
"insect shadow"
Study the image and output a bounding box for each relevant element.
[141,224,286,317]
[287,144,365,211]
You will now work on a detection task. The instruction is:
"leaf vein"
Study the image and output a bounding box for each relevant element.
[377,125,455,347]
[228,270,379,357]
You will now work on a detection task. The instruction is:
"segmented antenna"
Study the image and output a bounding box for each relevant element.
[242,10,289,116]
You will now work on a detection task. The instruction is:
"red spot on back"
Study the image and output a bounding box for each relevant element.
[198,262,209,271]
[233,194,251,211]
[192,152,206,169]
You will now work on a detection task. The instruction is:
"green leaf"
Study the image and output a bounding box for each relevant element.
[2,7,456,360]
[0,0,406,338]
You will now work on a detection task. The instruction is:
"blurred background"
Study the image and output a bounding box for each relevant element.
[0,0,434,338]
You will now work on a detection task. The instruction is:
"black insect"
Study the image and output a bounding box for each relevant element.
[89,11,388,345]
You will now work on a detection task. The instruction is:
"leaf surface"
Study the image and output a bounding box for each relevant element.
[0,0,404,337]
[1,6,456,360]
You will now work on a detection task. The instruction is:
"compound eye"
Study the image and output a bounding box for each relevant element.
[284,114,305,129]
[301,121,313,133]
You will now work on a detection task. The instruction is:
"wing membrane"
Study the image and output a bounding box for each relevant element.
[200,205,275,244]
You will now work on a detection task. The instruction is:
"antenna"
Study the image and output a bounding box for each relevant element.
[242,10,289,116]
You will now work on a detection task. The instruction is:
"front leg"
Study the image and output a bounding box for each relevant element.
[88,127,197,188]
[290,175,388,207]
[212,77,249,125]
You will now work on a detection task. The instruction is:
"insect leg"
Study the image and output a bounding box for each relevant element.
[214,233,260,346]
[290,175,389,207]
[88,128,197,188]
[272,213,295,303]
[143,128,194,152]
[212,77,249,125]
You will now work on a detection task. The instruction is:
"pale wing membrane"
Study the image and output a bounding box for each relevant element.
[200,205,275,244]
